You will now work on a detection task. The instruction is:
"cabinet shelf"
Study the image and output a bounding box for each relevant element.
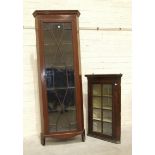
[93,107,101,109]
[47,86,75,91]
[93,107,112,110]
[44,42,72,46]
[46,65,74,69]
[102,95,112,97]
[93,118,112,123]
[102,106,112,110]
[93,118,101,121]
[48,108,76,113]
[103,118,112,123]
[93,95,101,97]
[66,107,76,110]
[93,95,112,97]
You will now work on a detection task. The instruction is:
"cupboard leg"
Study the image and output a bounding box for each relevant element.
[115,140,121,144]
[41,133,45,145]
[81,130,85,142]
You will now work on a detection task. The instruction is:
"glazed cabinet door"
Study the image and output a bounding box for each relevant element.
[42,22,77,133]
[92,83,113,136]
[33,10,85,145]
[86,75,121,143]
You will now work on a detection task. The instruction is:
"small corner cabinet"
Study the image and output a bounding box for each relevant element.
[33,10,85,145]
[85,74,122,143]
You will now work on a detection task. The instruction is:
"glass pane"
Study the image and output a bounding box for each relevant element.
[102,84,112,109]
[42,22,77,132]
[43,23,74,68]
[93,120,101,132]
[102,97,112,109]
[102,84,112,136]
[103,110,112,123]
[102,84,112,96]
[93,109,101,120]
[93,84,101,96]
[103,122,112,136]
[93,97,101,108]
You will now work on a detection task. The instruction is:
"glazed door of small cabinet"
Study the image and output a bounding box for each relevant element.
[91,81,120,138]
[41,21,78,133]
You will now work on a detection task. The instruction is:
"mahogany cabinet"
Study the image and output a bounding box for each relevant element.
[33,10,85,145]
[85,74,122,143]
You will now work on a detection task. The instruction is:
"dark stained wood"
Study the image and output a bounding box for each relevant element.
[44,130,84,139]
[33,10,84,145]
[41,133,45,145]
[85,74,122,143]
[33,10,80,17]
[81,129,86,142]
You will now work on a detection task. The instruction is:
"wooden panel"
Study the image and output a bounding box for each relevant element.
[85,74,122,143]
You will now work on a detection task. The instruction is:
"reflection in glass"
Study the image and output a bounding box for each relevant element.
[103,122,112,136]
[93,109,101,120]
[102,97,112,108]
[102,84,112,136]
[102,84,112,96]
[93,84,101,96]
[103,110,112,122]
[43,22,77,132]
[93,97,101,108]
[92,84,113,135]
[93,120,101,132]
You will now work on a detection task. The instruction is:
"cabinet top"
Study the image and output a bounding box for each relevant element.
[33,10,80,17]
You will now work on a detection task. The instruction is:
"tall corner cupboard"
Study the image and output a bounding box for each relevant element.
[33,10,85,145]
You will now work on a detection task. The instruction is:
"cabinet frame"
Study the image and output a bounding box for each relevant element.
[33,10,85,145]
[85,74,122,143]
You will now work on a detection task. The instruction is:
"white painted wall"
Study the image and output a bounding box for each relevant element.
[23,0,132,138]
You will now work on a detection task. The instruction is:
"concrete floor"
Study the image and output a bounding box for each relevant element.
[23,125,131,155]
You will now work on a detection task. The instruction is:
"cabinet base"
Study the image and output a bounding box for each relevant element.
[41,133,45,145]
[87,133,120,144]
[81,130,85,142]
[40,130,85,145]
